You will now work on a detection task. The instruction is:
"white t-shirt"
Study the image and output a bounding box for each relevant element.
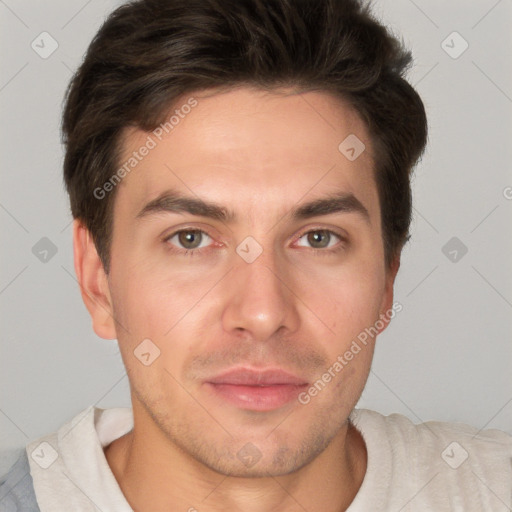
[24,406,512,511]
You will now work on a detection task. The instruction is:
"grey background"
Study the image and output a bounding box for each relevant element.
[1,0,511,473]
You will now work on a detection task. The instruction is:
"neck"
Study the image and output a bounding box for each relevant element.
[104,409,367,512]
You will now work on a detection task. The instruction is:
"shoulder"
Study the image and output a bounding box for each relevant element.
[348,409,512,509]
[351,407,512,448]
[0,448,41,511]
[351,408,512,482]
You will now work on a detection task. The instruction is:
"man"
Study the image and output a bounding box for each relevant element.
[1,0,511,510]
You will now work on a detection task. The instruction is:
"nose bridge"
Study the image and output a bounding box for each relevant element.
[240,244,284,300]
[221,239,299,339]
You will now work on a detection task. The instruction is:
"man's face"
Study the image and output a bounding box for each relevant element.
[89,87,396,477]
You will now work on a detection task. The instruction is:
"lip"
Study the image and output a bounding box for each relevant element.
[205,368,308,411]
[207,368,307,386]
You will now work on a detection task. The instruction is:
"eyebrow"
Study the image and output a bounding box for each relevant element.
[135,189,370,224]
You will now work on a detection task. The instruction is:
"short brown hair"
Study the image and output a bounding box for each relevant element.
[62,0,427,273]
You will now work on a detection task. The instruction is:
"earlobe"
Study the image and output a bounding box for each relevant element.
[72,219,117,340]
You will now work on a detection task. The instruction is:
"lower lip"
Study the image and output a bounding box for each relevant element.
[206,383,308,411]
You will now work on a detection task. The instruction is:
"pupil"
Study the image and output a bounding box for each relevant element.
[308,230,329,248]
[179,230,201,249]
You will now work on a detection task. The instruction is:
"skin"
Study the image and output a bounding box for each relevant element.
[73,87,400,512]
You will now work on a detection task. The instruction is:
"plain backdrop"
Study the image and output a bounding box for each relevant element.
[1,0,511,473]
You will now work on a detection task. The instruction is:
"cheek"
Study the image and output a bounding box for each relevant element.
[108,256,216,377]
[109,268,192,399]
[111,275,164,337]
[296,255,386,341]
[345,268,385,324]
[110,252,201,335]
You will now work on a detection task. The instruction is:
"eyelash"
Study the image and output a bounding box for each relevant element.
[162,229,215,258]
[162,227,347,257]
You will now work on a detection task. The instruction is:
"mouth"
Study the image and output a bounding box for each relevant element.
[204,367,309,411]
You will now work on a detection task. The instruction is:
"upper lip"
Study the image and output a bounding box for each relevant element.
[206,368,308,386]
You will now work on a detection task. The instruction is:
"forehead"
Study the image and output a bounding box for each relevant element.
[113,87,379,224]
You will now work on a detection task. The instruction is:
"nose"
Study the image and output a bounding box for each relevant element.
[221,246,300,342]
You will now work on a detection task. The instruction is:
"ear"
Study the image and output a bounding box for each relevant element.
[72,219,117,340]
[376,254,401,335]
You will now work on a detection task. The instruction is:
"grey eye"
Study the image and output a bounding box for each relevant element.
[296,230,341,249]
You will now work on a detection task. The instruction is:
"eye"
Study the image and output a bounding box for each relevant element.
[295,229,344,251]
[163,229,213,255]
